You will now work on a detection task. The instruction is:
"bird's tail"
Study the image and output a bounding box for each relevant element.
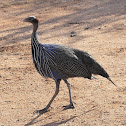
[107,77,117,87]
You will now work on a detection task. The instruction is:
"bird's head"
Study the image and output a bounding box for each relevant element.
[23,16,39,24]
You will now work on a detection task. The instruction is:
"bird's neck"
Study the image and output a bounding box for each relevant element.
[31,30,39,62]
[33,23,38,33]
[31,23,39,45]
[31,32,39,46]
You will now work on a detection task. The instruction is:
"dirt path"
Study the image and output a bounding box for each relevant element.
[0,0,126,125]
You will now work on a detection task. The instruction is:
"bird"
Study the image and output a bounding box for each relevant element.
[23,16,116,114]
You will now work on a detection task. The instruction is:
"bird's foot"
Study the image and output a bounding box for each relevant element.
[63,103,75,110]
[33,107,48,115]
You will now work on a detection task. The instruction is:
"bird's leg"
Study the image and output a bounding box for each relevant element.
[34,79,61,114]
[63,79,75,110]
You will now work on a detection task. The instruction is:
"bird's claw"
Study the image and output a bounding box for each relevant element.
[33,108,48,115]
[63,103,75,110]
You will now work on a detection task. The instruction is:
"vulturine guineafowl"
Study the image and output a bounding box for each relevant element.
[23,16,116,114]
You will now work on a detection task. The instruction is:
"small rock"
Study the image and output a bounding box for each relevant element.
[98,27,101,30]
[70,31,76,37]
[8,67,11,70]
[84,27,90,30]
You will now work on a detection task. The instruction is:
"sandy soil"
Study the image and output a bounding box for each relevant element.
[0,0,126,125]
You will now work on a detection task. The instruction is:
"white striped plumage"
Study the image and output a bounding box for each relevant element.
[31,33,57,80]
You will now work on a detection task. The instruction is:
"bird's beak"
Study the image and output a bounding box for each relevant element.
[23,18,29,22]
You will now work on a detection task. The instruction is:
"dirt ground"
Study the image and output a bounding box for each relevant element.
[0,0,126,125]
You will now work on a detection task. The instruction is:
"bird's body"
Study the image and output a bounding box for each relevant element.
[31,32,108,80]
[32,34,91,80]
[24,16,116,114]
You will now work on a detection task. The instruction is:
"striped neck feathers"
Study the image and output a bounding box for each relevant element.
[31,32,40,47]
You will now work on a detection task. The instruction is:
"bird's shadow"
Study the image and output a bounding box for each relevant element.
[24,108,95,126]
[24,109,64,126]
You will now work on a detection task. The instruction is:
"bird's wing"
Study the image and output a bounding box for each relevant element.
[73,49,109,78]
[43,44,91,79]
